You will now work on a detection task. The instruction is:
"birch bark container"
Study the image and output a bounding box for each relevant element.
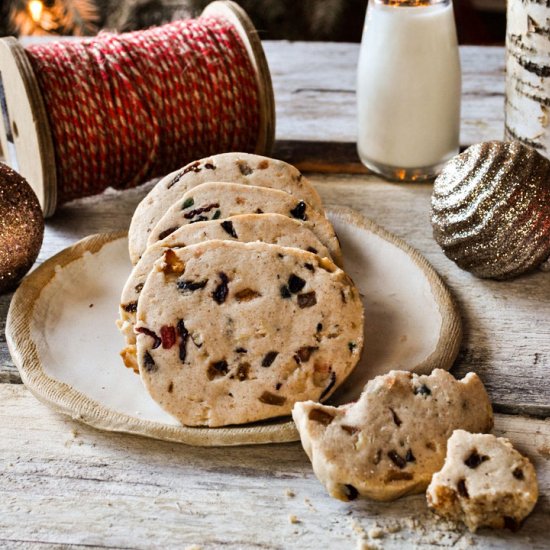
[505,0,550,160]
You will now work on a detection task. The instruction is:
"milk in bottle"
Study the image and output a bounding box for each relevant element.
[357,0,461,181]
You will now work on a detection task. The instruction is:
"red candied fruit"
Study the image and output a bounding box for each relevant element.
[160,325,176,349]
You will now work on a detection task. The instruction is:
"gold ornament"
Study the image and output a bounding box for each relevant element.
[431,141,550,279]
[0,162,44,293]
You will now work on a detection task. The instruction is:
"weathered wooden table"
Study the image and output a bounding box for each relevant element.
[1,43,549,549]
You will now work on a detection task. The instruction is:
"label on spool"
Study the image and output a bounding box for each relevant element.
[0,71,19,171]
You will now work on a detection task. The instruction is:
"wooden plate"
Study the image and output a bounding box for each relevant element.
[6,206,461,446]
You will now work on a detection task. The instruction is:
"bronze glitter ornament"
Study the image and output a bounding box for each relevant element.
[0,162,44,293]
[431,141,550,280]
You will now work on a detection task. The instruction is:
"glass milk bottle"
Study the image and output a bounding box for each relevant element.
[357,0,461,181]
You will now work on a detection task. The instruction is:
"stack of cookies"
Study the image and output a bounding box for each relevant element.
[117,153,364,428]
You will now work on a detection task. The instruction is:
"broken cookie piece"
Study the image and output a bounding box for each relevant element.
[427,430,538,532]
[292,369,493,502]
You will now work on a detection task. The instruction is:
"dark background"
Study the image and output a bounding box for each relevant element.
[2,0,506,44]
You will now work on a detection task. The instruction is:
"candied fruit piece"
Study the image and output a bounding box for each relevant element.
[261,351,279,367]
[298,291,317,309]
[212,272,229,304]
[308,408,335,426]
[290,201,307,221]
[220,220,238,238]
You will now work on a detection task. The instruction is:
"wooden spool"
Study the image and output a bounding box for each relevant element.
[0,0,275,217]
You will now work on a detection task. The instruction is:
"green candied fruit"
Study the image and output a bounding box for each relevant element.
[182,197,194,209]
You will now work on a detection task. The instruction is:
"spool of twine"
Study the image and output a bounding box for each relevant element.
[0,1,274,215]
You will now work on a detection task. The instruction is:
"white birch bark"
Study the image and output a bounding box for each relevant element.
[505,0,550,159]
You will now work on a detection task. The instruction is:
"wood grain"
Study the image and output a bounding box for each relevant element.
[0,384,548,549]
[265,43,505,164]
[314,175,550,417]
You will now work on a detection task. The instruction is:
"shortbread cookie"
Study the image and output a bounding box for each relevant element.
[129,153,324,263]
[118,213,333,368]
[292,369,493,502]
[135,241,364,427]
[427,430,538,532]
[147,182,343,266]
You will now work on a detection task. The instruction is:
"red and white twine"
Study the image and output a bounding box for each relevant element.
[25,16,260,204]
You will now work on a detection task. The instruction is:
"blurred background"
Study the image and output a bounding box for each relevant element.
[1,0,506,44]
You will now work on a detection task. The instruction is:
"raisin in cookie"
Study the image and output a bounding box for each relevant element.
[147,182,342,266]
[292,369,493,502]
[129,153,324,264]
[118,213,333,370]
[135,241,363,427]
[427,430,538,532]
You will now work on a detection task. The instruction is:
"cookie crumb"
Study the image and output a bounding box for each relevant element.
[285,489,296,498]
[368,527,384,539]
[288,514,300,524]
[350,518,367,538]
[356,539,379,550]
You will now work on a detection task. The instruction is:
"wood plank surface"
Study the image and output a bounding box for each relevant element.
[315,176,550,417]
[0,42,548,548]
[266,43,505,171]
[0,185,145,384]
[0,384,549,550]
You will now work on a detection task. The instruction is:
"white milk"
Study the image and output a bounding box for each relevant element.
[357,0,461,180]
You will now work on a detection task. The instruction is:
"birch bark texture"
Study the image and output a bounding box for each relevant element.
[505,0,550,159]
